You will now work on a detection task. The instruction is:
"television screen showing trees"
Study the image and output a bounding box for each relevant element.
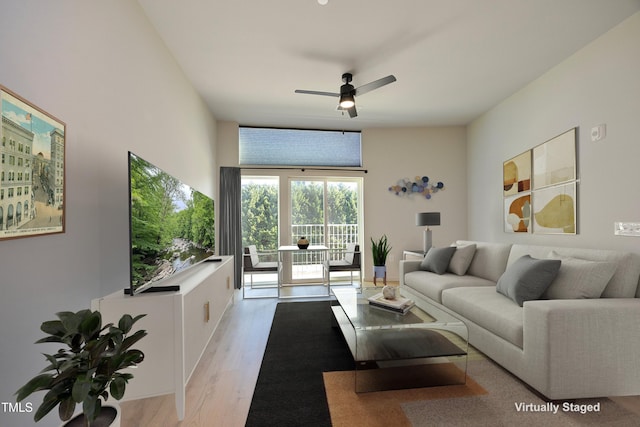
[128,152,215,294]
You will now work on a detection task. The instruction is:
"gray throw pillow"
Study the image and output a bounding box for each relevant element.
[448,244,477,275]
[420,247,456,275]
[496,255,561,306]
[542,251,617,299]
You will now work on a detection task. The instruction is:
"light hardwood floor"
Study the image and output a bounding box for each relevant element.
[121,289,278,427]
[121,287,640,426]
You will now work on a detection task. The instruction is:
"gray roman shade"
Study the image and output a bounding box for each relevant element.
[239,127,361,167]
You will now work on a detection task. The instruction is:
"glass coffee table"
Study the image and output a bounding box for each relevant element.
[331,287,469,392]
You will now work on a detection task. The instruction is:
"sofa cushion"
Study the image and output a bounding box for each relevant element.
[496,255,561,306]
[420,247,456,274]
[455,241,512,282]
[404,271,496,304]
[543,251,617,299]
[509,244,640,298]
[442,287,524,348]
[448,243,477,276]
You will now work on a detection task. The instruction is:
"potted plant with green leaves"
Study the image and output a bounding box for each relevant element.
[371,234,392,285]
[15,309,147,427]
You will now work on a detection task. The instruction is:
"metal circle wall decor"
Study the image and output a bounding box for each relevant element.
[388,176,445,199]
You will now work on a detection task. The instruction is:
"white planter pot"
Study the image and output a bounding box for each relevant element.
[62,402,121,427]
[373,265,386,278]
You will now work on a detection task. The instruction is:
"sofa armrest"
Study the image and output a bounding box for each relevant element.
[523,298,640,398]
[399,260,422,286]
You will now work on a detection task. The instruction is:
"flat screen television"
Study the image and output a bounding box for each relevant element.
[127,151,216,295]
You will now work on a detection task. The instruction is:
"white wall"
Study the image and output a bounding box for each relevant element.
[0,2,217,426]
[361,127,467,280]
[467,12,640,254]
[217,122,467,281]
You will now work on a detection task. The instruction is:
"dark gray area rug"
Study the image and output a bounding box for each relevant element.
[245,301,354,427]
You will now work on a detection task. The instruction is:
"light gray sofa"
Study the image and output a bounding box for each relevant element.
[399,240,640,400]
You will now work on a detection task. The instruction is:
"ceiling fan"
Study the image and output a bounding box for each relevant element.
[295,73,396,118]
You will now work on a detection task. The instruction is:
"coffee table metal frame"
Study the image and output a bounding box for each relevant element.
[331,287,469,392]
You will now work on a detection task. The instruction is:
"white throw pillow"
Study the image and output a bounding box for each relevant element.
[543,251,617,299]
[447,243,477,275]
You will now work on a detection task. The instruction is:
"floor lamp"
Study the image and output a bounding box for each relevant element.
[416,212,441,253]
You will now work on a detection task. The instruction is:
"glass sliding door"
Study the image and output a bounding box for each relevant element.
[290,179,325,282]
[326,180,360,251]
[241,174,362,295]
[326,180,361,286]
[242,176,279,250]
[290,177,362,284]
[241,176,279,297]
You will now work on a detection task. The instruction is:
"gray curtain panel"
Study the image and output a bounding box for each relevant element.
[219,167,242,289]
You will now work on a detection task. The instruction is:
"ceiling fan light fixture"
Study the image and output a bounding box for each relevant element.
[339,93,355,109]
[295,72,395,119]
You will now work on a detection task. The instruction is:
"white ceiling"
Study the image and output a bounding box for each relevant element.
[138,0,640,131]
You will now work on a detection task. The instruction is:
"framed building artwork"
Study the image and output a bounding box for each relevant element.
[1,85,66,240]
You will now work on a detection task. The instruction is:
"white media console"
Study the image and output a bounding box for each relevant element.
[91,256,235,420]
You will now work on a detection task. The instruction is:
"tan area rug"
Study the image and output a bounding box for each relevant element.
[324,364,487,427]
[325,359,640,427]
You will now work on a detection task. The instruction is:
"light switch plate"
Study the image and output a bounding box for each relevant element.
[614,222,640,236]
[591,124,606,142]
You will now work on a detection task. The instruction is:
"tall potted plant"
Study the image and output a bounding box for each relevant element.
[371,235,392,284]
[15,309,147,427]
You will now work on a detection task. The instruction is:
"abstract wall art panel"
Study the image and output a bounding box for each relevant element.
[533,128,576,190]
[503,150,531,197]
[533,182,576,234]
[504,192,531,233]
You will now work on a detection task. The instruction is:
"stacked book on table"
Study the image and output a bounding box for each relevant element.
[367,292,415,315]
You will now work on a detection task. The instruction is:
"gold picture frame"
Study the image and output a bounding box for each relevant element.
[1,85,66,240]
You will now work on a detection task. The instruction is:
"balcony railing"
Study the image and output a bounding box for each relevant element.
[291,224,359,263]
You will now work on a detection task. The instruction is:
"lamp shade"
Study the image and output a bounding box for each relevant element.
[416,212,441,227]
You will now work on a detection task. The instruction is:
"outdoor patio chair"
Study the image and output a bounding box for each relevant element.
[243,245,278,288]
[328,243,361,286]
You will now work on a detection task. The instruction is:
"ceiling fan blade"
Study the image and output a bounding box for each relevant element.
[354,75,397,96]
[295,89,340,97]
